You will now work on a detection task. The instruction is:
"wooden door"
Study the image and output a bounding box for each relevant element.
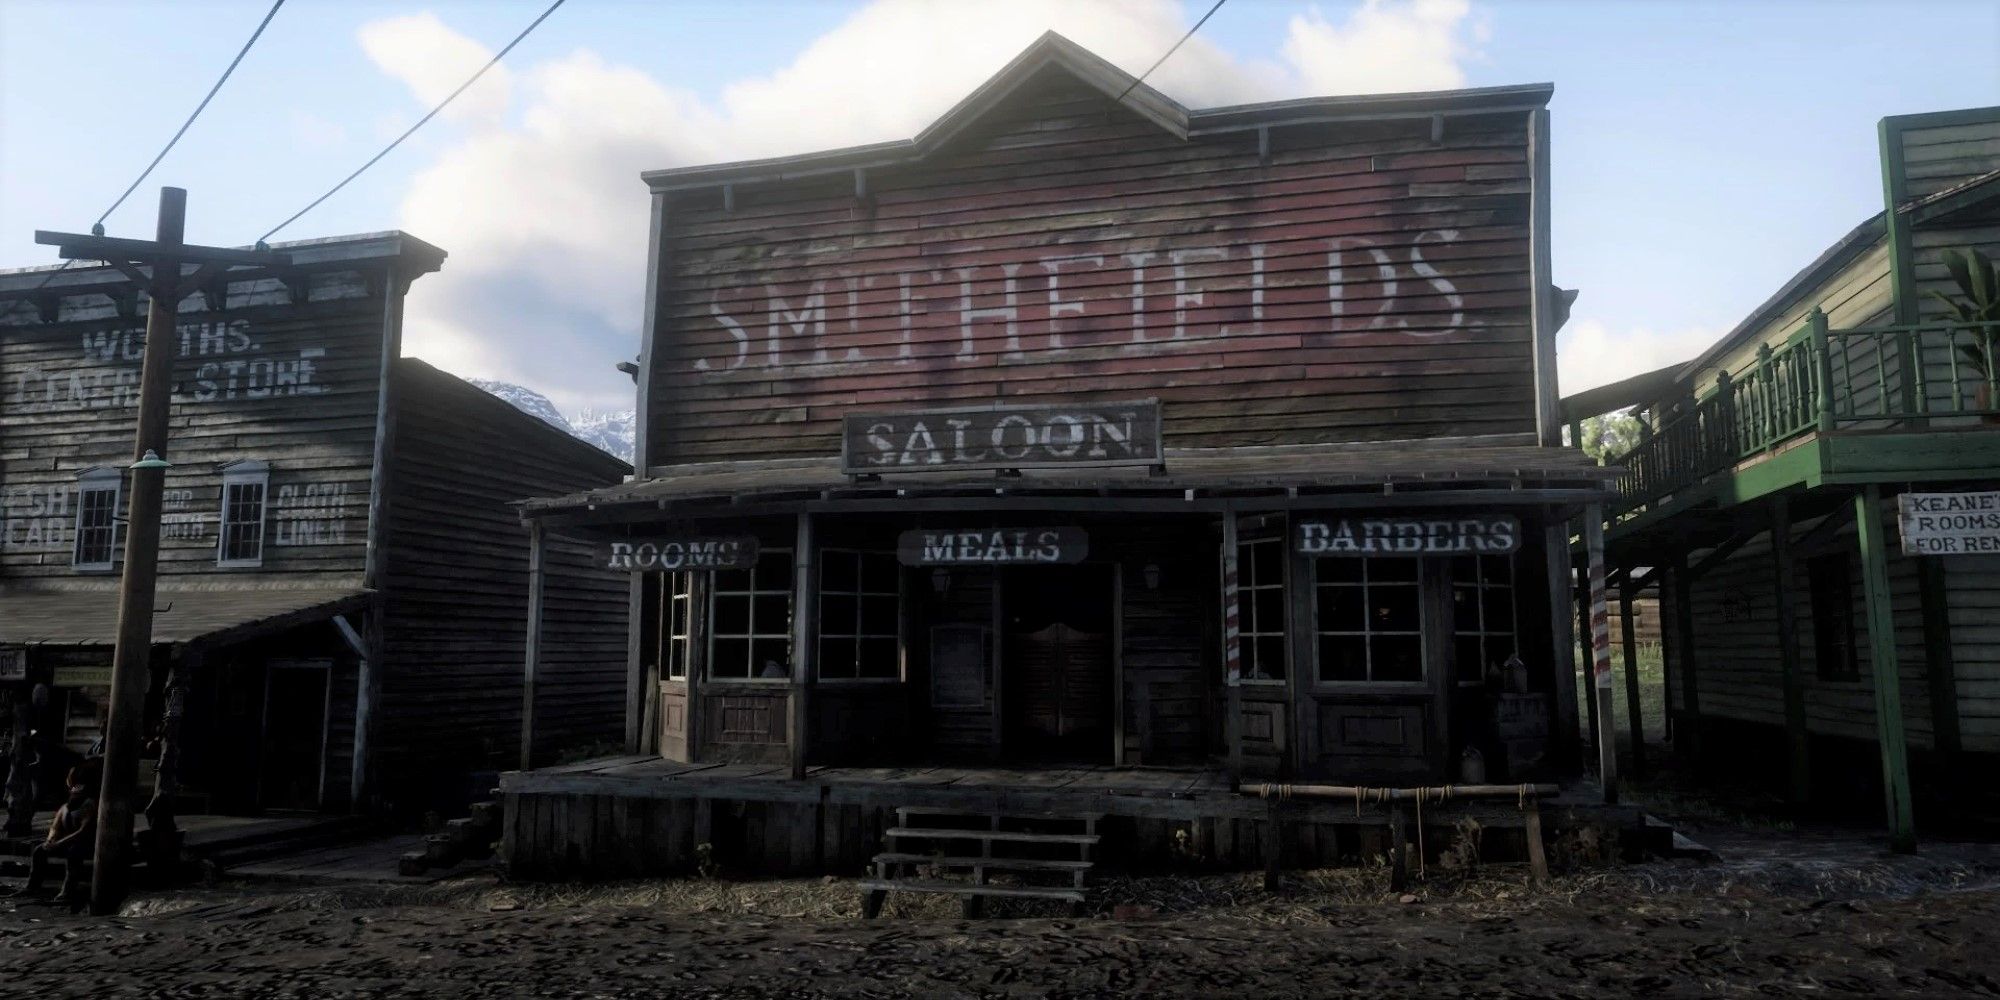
[658,571,700,762]
[1292,555,1452,782]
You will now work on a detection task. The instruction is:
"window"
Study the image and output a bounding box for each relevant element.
[709,548,793,680]
[664,571,693,681]
[1314,557,1424,683]
[1236,537,1286,681]
[71,468,121,571]
[1451,555,1516,684]
[1810,553,1858,681]
[818,550,901,681]
[216,461,269,567]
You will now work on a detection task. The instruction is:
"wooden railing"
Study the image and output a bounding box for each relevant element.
[1606,312,2000,516]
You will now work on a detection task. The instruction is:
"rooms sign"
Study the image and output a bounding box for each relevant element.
[1898,491,2000,555]
[842,400,1162,475]
[598,535,759,571]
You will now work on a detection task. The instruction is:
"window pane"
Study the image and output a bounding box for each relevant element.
[1370,584,1420,632]
[820,594,858,636]
[1251,635,1287,680]
[711,638,750,679]
[859,637,900,679]
[1370,558,1417,582]
[1372,634,1424,682]
[754,553,793,592]
[1452,585,1479,630]
[713,593,750,635]
[860,553,899,594]
[1454,635,1486,683]
[1316,556,1361,584]
[822,551,858,592]
[1315,585,1364,632]
[1317,635,1366,682]
[715,568,752,592]
[1484,636,1516,671]
[819,637,856,679]
[666,636,689,680]
[669,593,688,637]
[751,638,791,679]
[752,594,792,636]
[1252,586,1284,636]
[1450,554,1479,580]
[860,594,898,637]
[1481,587,1513,634]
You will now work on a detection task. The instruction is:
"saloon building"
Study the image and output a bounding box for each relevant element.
[503,34,1623,879]
[0,232,628,823]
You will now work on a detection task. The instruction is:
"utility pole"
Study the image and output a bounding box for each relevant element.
[36,189,284,915]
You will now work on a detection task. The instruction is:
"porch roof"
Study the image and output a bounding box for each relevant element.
[522,435,1619,521]
[0,585,373,648]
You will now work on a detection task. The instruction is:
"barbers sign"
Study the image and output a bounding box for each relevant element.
[1898,491,2000,555]
[599,535,759,572]
[842,400,1163,475]
[1296,515,1520,556]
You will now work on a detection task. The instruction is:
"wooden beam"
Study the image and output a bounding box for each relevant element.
[1669,550,1701,762]
[1794,501,1857,555]
[624,573,647,754]
[1528,108,1561,447]
[521,520,546,772]
[1771,494,1810,806]
[1544,523,1581,771]
[1574,564,1599,764]
[1853,484,1915,853]
[788,514,816,780]
[1618,584,1645,780]
[1917,558,1962,756]
[1686,531,1755,583]
[354,261,404,809]
[1584,503,1618,802]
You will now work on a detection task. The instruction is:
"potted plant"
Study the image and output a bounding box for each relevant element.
[1927,246,2000,419]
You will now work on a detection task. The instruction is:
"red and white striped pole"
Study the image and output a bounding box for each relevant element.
[1221,513,1243,777]
[1583,503,1618,802]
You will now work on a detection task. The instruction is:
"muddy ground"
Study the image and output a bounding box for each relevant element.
[3,830,1999,998]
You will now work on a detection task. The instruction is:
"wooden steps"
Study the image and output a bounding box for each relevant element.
[862,807,1101,919]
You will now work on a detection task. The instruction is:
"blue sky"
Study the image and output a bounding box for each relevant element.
[3,0,1996,413]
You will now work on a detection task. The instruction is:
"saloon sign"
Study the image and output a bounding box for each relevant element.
[843,400,1162,475]
[897,527,1088,566]
[1898,491,2000,555]
[1297,515,1520,556]
[599,535,759,572]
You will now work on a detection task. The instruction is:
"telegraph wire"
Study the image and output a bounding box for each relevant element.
[257,0,567,245]
[1111,0,1228,107]
[97,0,288,232]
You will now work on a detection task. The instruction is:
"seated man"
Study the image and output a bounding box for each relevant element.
[5,764,96,903]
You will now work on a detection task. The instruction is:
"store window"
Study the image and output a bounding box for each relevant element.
[1451,555,1516,684]
[216,461,269,567]
[1314,557,1424,683]
[709,548,793,680]
[664,571,693,681]
[818,549,901,681]
[1237,537,1286,682]
[1809,553,1858,681]
[71,468,122,571]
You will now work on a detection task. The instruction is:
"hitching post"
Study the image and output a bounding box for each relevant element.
[1584,503,1618,803]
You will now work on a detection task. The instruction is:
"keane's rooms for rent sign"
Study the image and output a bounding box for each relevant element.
[1898,492,2000,555]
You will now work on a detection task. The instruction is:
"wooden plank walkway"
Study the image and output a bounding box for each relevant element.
[228,834,458,884]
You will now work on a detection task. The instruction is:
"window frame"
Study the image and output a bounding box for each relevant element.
[663,570,694,682]
[1235,536,1288,684]
[1809,552,1859,682]
[71,468,122,572]
[1450,554,1517,686]
[1311,556,1428,688]
[215,460,270,569]
[815,548,903,683]
[705,547,794,683]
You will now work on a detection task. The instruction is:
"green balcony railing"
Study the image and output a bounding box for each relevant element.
[1606,312,2000,517]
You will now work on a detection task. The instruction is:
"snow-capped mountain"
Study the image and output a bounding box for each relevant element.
[472,379,636,464]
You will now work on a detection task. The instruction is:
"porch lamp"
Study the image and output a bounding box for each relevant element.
[130,450,171,471]
[931,567,952,596]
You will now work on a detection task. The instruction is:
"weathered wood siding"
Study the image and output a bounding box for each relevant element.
[376,359,630,799]
[1896,116,2000,201]
[1942,552,2000,748]
[1,270,391,585]
[647,69,1537,465]
[1104,528,1212,764]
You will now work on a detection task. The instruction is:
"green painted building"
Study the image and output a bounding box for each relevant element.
[1567,105,2000,850]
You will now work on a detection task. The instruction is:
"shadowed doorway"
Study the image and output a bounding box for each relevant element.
[1002,564,1114,763]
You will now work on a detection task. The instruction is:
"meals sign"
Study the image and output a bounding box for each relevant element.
[1898,492,2000,555]
[842,400,1162,475]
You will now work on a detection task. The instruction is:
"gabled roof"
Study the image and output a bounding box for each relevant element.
[1559,361,1688,423]
[642,31,1552,193]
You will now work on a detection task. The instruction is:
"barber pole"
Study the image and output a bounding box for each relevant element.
[1583,504,1618,801]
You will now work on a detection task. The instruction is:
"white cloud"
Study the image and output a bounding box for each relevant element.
[1557,318,1718,397]
[363,1,1486,414]
[1282,0,1481,94]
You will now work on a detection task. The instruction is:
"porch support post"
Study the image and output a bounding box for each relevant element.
[1916,558,1961,757]
[1618,581,1645,780]
[1584,503,1617,802]
[789,513,817,780]
[1670,550,1701,762]
[1771,494,1811,805]
[1574,559,1600,762]
[1854,484,1916,852]
[1221,512,1243,779]
[520,520,546,771]
[1544,522,1581,770]
[624,571,646,754]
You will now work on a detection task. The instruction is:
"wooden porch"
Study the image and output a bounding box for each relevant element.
[498,755,1650,880]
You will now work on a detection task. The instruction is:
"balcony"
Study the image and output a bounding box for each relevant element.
[1607,313,2000,526]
